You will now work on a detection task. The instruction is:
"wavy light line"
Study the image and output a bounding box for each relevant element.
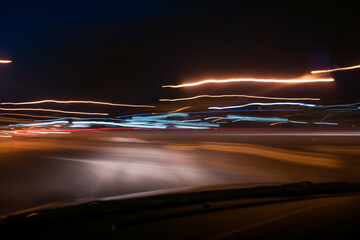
[208,102,317,110]
[0,60,12,64]
[9,120,69,127]
[160,94,320,102]
[208,101,360,110]
[162,78,334,88]
[0,99,154,108]
[0,107,108,116]
[311,64,360,74]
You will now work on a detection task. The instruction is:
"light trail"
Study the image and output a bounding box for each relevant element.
[168,106,191,113]
[209,101,360,111]
[131,113,189,120]
[0,60,12,64]
[0,107,108,116]
[13,130,71,135]
[160,94,320,102]
[71,121,168,129]
[116,108,300,119]
[0,116,31,123]
[9,120,69,127]
[0,112,62,119]
[0,135,11,138]
[208,102,317,110]
[162,78,334,88]
[313,122,339,125]
[204,115,318,125]
[0,99,154,108]
[311,64,360,74]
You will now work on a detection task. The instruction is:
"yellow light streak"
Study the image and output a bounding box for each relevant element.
[0,60,12,64]
[160,94,320,102]
[0,100,154,108]
[162,78,334,88]
[168,106,191,113]
[311,64,360,74]
[0,107,107,116]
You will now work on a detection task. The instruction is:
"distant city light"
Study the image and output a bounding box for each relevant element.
[162,78,334,88]
[311,64,360,74]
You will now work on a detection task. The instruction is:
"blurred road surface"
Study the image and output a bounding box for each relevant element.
[1,129,360,215]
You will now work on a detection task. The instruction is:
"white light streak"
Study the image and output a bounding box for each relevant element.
[163,78,334,88]
[160,94,320,102]
[208,102,317,110]
[311,64,360,74]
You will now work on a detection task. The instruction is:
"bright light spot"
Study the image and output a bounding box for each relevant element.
[0,60,12,64]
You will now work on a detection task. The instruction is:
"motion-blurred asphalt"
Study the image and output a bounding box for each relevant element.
[1,129,360,215]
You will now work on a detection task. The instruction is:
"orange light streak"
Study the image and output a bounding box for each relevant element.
[160,94,320,102]
[0,113,62,119]
[168,106,191,113]
[0,135,11,138]
[0,107,107,116]
[0,100,154,108]
[162,78,334,88]
[311,64,360,74]
[0,116,30,123]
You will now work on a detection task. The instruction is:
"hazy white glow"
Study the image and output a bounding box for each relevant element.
[311,64,360,74]
[162,78,334,88]
[160,94,320,102]
[0,107,108,116]
[0,100,154,108]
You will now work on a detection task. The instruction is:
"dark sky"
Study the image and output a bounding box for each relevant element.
[0,0,359,104]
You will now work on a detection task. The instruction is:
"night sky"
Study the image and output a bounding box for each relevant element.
[1,0,359,104]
